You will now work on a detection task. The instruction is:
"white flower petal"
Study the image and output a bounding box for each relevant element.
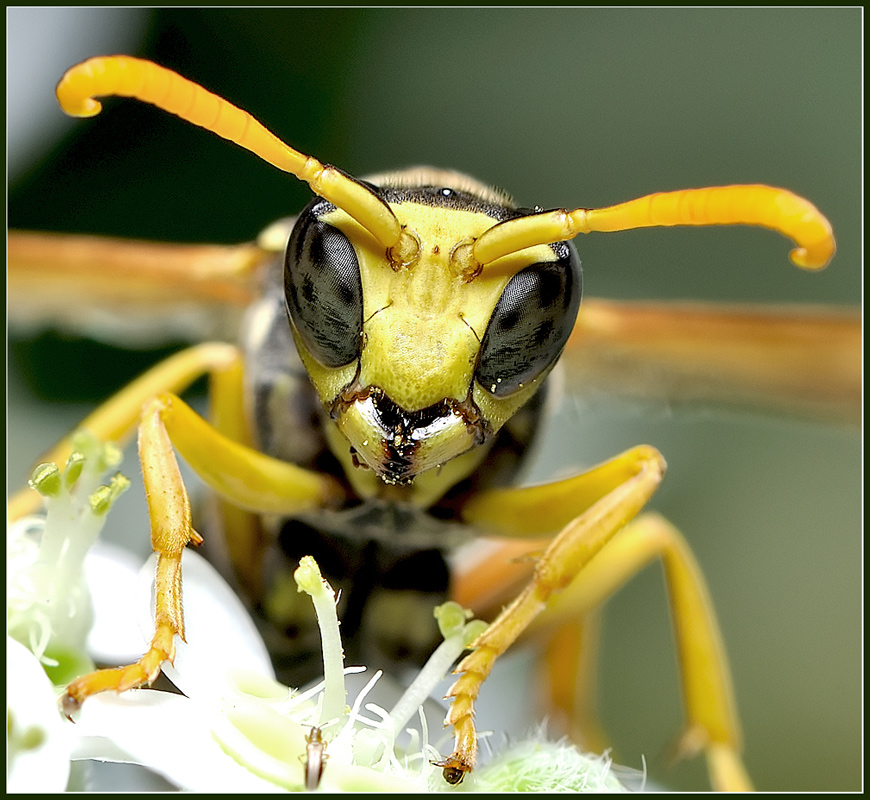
[137,548,275,701]
[71,690,281,792]
[85,542,148,663]
[210,694,308,790]
[6,637,72,793]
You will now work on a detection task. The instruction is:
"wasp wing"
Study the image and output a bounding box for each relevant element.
[9,232,861,424]
[563,299,861,426]
[8,230,274,346]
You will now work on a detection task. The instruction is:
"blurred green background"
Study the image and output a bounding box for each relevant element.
[7,9,861,791]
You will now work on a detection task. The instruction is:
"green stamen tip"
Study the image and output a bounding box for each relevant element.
[28,463,61,497]
[70,429,95,454]
[89,473,130,516]
[98,441,123,471]
[462,619,488,648]
[293,555,324,596]
[433,601,472,639]
[63,452,86,487]
[89,485,113,516]
[109,472,130,501]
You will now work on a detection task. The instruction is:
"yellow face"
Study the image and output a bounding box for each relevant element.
[285,179,582,504]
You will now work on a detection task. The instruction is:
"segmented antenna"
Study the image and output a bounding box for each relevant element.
[56,57,835,275]
[56,56,405,253]
[473,184,835,270]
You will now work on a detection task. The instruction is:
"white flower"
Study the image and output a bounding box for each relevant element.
[7,433,128,683]
[6,636,73,793]
[8,431,629,792]
[69,550,483,791]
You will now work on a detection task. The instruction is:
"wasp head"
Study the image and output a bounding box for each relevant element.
[285,172,581,504]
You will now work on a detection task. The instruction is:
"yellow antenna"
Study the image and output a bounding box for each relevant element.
[56,56,405,253]
[473,185,835,271]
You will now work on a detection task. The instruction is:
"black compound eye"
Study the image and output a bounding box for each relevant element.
[476,244,582,397]
[284,211,363,368]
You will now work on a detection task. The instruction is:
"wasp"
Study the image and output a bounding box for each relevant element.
[6,53,859,792]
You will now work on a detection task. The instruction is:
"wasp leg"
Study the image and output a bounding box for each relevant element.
[8,343,240,522]
[531,511,750,791]
[452,540,608,753]
[443,444,665,782]
[62,391,341,707]
[9,344,341,708]
[199,353,266,598]
[453,478,751,790]
[62,394,203,708]
[540,609,609,755]
[63,387,342,708]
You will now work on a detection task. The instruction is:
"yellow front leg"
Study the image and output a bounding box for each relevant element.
[61,393,199,710]
[439,444,665,782]
[63,391,341,710]
[29,345,342,711]
[447,447,751,791]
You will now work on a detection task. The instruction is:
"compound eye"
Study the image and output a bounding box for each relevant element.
[476,244,582,397]
[285,212,363,368]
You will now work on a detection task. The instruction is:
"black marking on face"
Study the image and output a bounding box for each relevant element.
[331,386,489,485]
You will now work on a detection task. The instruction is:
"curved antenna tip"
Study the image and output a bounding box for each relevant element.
[56,78,102,118]
[789,246,833,271]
